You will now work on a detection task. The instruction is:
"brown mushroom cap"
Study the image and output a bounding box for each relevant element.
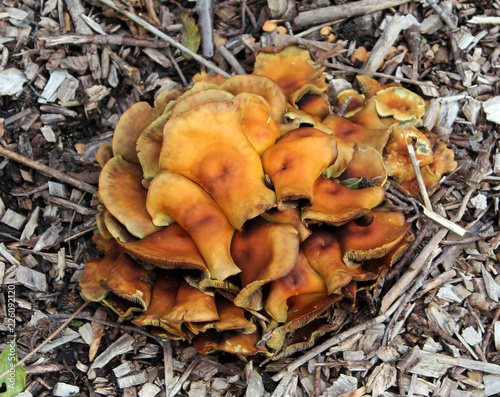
[170,89,234,118]
[266,293,341,351]
[348,100,397,130]
[194,330,268,357]
[146,170,240,280]
[261,207,311,242]
[162,281,219,324]
[338,146,388,186]
[356,74,401,99]
[276,126,356,181]
[158,101,277,230]
[297,94,330,120]
[100,252,153,317]
[220,74,287,122]
[262,128,338,210]
[79,236,123,302]
[212,298,257,333]
[253,45,328,106]
[383,123,434,182]
[192,71,227,86]
[337,89,366,117]
[265,252,327,323]
[334,211,411,267]
[99,155,162,238]
[231,217,300,311]
[322,113,391,152]
[95,143,113,168]
[117,223,208,275]
[302,227,378,295]
[111,102,156,164]
[373,87,426,122]
[301,177,386,226]
[132,271,180,327]
[231,93,281,154]
[136,114,170,179]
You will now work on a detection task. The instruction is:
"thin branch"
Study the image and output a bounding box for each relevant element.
[94,0,231,78]
[0,301,90,380]
[324,62,437,88]
[0,145,97,194]
[271,296,404,382]
[196,0,214,58]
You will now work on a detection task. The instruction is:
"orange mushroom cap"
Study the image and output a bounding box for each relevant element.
[170,89,234,118]
[158,101,277,230]
[297,94,331,120]
[265,251,327,323]
[79,235,123,302]
[383,123,434,182]
[98,155,162,239]
[261,207,311,242]
[192,71,227,86]
[117,223,208,275]
[301,176,386,226]
[254,45,328,107]
[356,74,401,99]
[136,114,169,179]
[322,113,391,152]
[348,100,397,129]
[262,128,338,210]
[338,145,388,186]
[373,87,426,122]
[302,226,378,295]
[231,93,281,154]
[266,293,341,351]
[334,211,411,267]
[162,281,219,324]
[220,74,287,122]
[132,271,180,327]
[111,102,156,164]
[100,252,153,317]
[194,330,269,357]
[231,217,300,311]
[146,170,240,280]
[337,89,366,117]
[95,143,113,168]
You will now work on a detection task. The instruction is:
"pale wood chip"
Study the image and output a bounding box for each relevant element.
[90,333,135,370]
[319,374,357,397]
[188,381,208,397]
[245,361,265,397]
[39,328,81,353]
[1,208,27,230]
[461,326,482,346]
[482,264,500,302]
[117,371,149,389]
[366,362,397,397]
[78,322,93,345]
[139,383,161,397]
[53,382,80,396]
[16,265,48,291]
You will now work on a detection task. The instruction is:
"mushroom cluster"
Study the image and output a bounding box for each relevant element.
[80,45,456,357]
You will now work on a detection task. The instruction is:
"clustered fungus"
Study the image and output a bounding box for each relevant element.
[80,45,457,358]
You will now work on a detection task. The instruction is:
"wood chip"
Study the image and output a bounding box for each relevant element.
[1,208,27,229]
[39,329,81,353]
[139,383,161,397]
[16,265,48,291]
[53,382,80,396]
[90,333,135,370]
[113,362,136,378]
[319,374,357,396]
[117,371,149,389]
